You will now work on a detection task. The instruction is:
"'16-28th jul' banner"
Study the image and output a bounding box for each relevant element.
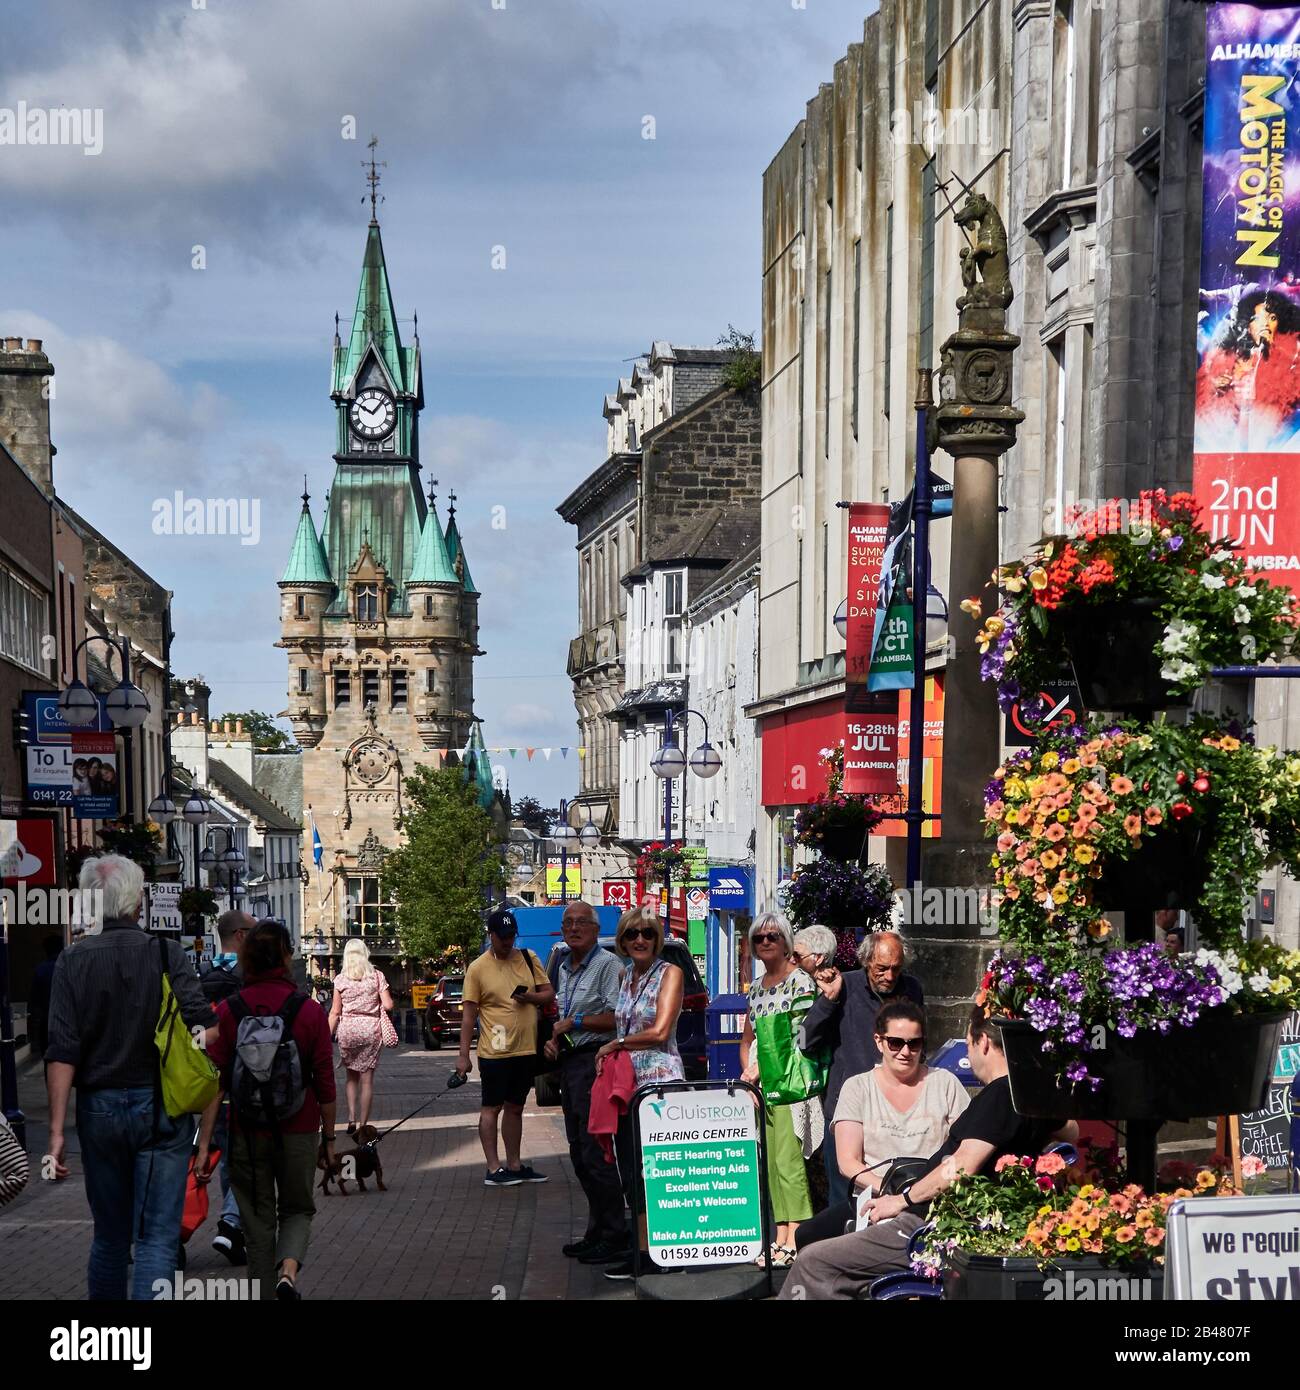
[844,503,899,795]
[1195,3,1300,589]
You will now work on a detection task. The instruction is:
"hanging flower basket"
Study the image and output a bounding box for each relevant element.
[998,1010,1286,1121]
[1059,600,1189,716]
[635,841,687,880]
[964,490,1298,713]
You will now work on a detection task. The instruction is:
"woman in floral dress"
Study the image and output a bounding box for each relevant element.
[595,905,684,1279]
[328,938,394,1134]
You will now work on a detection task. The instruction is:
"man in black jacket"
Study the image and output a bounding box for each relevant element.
[800,931,923,1205]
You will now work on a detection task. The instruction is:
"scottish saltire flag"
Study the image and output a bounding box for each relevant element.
[311,810,323,869]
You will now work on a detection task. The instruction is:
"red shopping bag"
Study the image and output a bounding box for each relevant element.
[180,1148,220,1244]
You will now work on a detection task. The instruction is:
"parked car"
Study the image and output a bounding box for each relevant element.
[541,936,708,1080]
[422,975,468,1050]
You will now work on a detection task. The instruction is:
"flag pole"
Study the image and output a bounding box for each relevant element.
[906,371,933,892]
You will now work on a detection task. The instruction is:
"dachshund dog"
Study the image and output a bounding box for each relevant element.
[318,1124,386,1196]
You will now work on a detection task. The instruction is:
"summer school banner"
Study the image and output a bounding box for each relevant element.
[843,503,899,795]
[1194,3,1300,587]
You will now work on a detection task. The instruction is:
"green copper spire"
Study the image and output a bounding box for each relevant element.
[465,721,495,811]
[333,220,413,396]
[280,484,333,586]
[407,492,458,586]
[444,490,477,594]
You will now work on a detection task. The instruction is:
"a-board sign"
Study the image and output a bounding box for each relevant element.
[1239,1012,1300,1172]
[638,1085,764,1267]
[411,984,436,1011]
[1166,1193,1300,1300]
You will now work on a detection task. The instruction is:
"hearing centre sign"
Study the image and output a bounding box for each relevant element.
[638,1085,764,1267]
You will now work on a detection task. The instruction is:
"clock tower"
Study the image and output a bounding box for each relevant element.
[277,182,499,979]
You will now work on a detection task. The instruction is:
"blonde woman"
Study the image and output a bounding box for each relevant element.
[328,938,394,1134]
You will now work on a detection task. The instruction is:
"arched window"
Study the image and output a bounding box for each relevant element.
[356,584,379,622]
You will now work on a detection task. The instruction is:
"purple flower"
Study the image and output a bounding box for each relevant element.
[1167,535,1184,551]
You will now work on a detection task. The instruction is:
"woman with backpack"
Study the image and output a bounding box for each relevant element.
[196,920,336,1300]
[328,938,394,1135]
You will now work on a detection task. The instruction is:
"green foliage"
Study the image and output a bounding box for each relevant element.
[512,795,554,836]
[382,765,507,968]
[219,710,296,751]
[717,325,761,393]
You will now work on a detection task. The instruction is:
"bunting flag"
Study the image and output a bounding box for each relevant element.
[561,747,570,758]
[578,748,587,759]
[509,748,518,758]
[526,748,536,761]
[542,748,552,761]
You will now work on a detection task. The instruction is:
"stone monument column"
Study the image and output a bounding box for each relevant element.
[911,192,1025,1041]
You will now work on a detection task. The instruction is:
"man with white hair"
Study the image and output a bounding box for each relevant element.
[45,855,214,1300]
[800,930,924,1207]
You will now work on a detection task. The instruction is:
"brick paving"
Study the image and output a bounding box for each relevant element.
[0,1043,632,1302]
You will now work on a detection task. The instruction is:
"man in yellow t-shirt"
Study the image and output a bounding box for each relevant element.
[458,908,555,1187]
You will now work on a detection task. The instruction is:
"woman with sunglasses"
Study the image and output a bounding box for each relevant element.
[739,910,816,1266]
[595,906,683,1280]
[794,999,968,1249]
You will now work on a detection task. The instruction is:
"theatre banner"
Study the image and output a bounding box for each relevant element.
[844,503,899,795]
[1194,3,1300,585]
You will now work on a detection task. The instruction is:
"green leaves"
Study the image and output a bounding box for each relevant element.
[381,766,507,969]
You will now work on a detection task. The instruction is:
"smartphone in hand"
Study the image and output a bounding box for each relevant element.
[511,984,528,998]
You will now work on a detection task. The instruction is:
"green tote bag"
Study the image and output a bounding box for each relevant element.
[754,979,829,1105]
[153,936,220,1117]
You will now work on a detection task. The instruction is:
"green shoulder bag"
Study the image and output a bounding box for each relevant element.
[153,935,220,1117]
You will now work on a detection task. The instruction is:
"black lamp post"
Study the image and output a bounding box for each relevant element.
[649,707,721,935]
[203,825,246,910]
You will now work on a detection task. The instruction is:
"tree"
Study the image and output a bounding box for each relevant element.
[219,710,296,751]
[512,795,554,836]
[717,325,761,393]
[381,765,507,968]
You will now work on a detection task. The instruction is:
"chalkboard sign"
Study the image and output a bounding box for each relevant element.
[1239,1012,1300,1172]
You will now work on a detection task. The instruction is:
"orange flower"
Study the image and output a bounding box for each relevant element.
[1110,775,1135,795]
[1124,813,1142,836]
[1040,849,1061,870]
[1144,1226,1165,1247]
[1144,806,1163,826]
[1115,1225,1137,1244]
[1076,802,1098,824]
[1045,823,1066,842]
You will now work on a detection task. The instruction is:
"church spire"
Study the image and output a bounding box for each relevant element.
[280,485,333,587]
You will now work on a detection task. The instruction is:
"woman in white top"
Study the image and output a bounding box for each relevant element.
[795,999,968,1249]
[834,999,968,1195]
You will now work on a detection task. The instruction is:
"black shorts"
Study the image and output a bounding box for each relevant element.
[478,1054,536,1107]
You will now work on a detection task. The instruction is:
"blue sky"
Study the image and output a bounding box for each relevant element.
[0,0,874,806]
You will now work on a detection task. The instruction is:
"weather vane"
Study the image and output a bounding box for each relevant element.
[364,135,386,221]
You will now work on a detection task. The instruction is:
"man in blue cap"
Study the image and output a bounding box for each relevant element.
[458,906,556,1186]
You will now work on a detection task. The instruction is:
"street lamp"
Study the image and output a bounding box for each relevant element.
[579,814,601,849]
[649,707,723,937]
[180,786,212,889]
[205,825,246,910]
[554,799,577,905]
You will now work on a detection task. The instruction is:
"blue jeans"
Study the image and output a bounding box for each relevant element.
[76,1087,195,1301]
[823,1130,851,1209]
[211,1104,240,1229]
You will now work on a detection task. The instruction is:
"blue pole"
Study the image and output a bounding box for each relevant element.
[906,372,933,891]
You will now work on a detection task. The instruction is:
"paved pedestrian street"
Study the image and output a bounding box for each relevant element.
[0,1044,631,1302]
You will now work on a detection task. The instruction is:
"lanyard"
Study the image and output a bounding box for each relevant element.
[561,950,594,1018]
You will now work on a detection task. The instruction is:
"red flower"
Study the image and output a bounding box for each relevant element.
[1171,801,1194,820]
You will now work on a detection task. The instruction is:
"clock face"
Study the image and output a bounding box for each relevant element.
[350,388,396,442]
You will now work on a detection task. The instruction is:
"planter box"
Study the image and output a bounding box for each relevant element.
[1061,601,1189,716]
[809,825,871,863]
[999,1010,1286,1120]
[943,1247,1163,1301]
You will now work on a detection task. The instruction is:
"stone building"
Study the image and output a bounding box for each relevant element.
[558,342,757,902]
[754,1,1012,1035]
[277,210,494,972]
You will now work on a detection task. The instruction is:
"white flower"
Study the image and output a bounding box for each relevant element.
[1248,972,1272,993]
[1234,605,1252,625]
[1128,527,1153,546]
[1161,658,1198,683]
[1238,585,1258,599]
[1162,620,1198,655]
[1201,573,1227,590]
[1213,549,1233,563]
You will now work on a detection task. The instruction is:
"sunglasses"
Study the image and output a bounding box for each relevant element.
[881,1035,925,1054]
[621,927,658,943]
[752,932,784,946]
